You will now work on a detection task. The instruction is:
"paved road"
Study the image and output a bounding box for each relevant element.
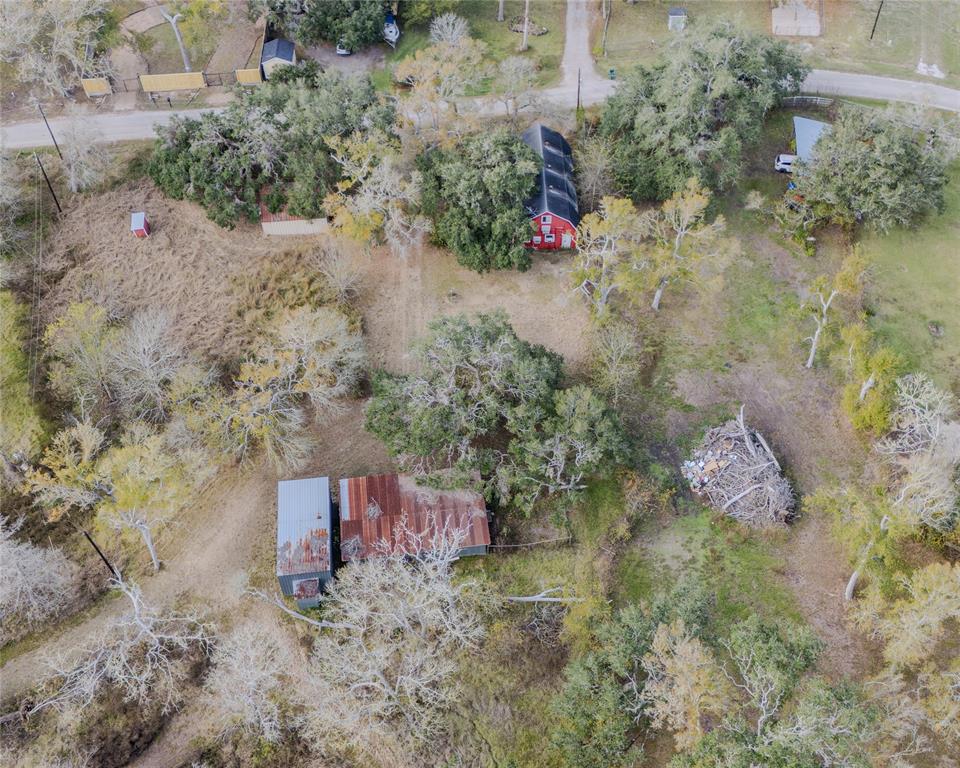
[804,69,960,111]
[4,65,958,151]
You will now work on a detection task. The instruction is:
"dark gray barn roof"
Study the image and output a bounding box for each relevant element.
[521,123,580,227]
[262,38,295,63]
[276,477,332,577]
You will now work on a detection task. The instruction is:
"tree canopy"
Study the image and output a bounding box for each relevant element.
[418,130,540,272]
[250,0,389,51]
[793,107,950,232]
[148,72,394,228]
[600,21,807,201]
[365,312,623,515]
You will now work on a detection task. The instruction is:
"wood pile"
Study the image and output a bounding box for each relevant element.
[682,407,794,526]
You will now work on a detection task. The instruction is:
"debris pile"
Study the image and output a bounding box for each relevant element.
[682,406,794,526]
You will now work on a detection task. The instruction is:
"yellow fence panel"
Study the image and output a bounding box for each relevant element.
[235,67,263,85]
[139,72,207,92]
[81,77,112,97]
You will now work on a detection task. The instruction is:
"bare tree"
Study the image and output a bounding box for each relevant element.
[37,576,213,715]
[592,321,645,409]
[269,518,492,743]
[575,136,615,213]
[0,144,24,254]
[894,423,960,533]
[635,620,728,749]
[0,516,79,643]
[59,109,110,193]
[429,12,469,45]
[311,244,363,303]
[497,56,539,123]
[110,309,186,422]
[876,373,956,457]
[0,0,112,96]
[205,622,293,743]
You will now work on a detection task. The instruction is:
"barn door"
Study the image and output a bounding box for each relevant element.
[561,232,572,249]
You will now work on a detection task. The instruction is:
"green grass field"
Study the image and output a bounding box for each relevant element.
[141,21,214,74]
[0,291,47,458]
[861,160,960,390]
[597,1,960,88]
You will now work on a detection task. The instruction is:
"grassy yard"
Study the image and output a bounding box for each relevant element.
[0,291,47,459]
[596,0,960,88]
[141,21,215,74]
[372,0,566,92]
[811,0,960,88]
[860,160,960,390]
[597,0,770,76]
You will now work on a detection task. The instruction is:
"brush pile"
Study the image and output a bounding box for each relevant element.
[682,407,794,526]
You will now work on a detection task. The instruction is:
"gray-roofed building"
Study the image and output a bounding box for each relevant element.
[276,476,333,608]
[261,37,296,80]
[793,116,831,163]
[521,123,579,251]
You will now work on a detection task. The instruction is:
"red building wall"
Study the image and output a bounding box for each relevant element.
[526,213,577,251]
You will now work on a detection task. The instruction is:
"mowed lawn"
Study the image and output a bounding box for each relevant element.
[862,160,960,390]
[596,0,960,88]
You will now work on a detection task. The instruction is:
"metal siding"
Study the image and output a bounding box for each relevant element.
[339,473,490,562]
[277,477,332,579]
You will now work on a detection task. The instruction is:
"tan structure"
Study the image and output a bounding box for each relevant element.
[235,67,263,85]
[772,0,822,37]
[81,77,112,97]
[260,201,330,236]
[139,72,207,92]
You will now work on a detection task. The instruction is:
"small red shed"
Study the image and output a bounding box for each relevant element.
[130,212,150,238]
[521,124,580,251]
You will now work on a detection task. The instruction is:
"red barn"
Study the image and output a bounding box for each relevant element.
[521,123,579,251]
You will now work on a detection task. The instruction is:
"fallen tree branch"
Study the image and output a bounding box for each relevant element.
[247,589,357,631]
[506,586,584,603]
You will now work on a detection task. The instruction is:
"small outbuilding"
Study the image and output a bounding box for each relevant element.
[259,198,331,237]
[260,37,296,80]
[276,476,333,608]
[668,7,687,31]
[521,123,579,251]
[339,473,490,562]
[130,212,150,238]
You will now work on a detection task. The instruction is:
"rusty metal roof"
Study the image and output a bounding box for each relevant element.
[276,477,332,576]
[338,474,490,562]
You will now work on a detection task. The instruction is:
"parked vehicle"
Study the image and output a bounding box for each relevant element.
[775,153,797,173]
[383,12,400,48]
[336,39,351,55]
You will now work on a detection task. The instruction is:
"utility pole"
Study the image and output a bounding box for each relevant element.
[577,67,581,111]
[82,528,120,579]
[869,1,884,41]
[33,153,62,213]
[36,103,62,160]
